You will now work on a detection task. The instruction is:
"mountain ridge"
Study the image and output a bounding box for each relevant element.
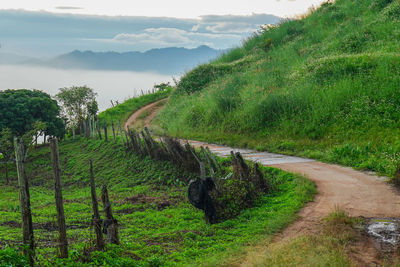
[0,45,224,75]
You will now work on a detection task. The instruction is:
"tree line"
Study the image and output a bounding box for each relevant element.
[0,86,97,183]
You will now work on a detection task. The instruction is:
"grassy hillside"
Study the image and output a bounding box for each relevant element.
[99,88,171,125]
[157,0,400,177]
[0,138,315,266]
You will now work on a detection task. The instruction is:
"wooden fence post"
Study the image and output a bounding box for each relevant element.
[14,137,35,266]
[124,131,129,148]
[111,122,116,142]
[49,138,68,258]
[80,121,83,139]
[89,159,105,250]
[101,185,119,244]
[96,119,102,140]
[83,119,88,139]
[117,121,125,145]
[103,121,108,142]
[206,147,221,172]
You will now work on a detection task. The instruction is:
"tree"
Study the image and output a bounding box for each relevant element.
[153,82,170,91]
[56,86,98,126]
[0,128,13,183]
[0,89,65,138]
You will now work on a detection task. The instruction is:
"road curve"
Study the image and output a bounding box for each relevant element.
[125,100,400,264]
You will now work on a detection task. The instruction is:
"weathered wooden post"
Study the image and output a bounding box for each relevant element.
[206,147,221,172]
[49,138,68,258]
[80,121,83,139]
[117,121,125,145]
[124,131,129,148]
[89,159,105,250]
[103,121,108,142]
[83,119,88,139]
[96,119,102,140]
[92,116,96,138]
[101,185,119,244]
[111,122,116,142]
[14,137,35,266]
[72,123,75,140]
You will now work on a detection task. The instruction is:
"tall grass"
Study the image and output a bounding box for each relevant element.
[98,87,171,124]
[158,0,400,177]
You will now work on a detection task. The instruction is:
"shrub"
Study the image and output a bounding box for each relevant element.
[176,64,233,95]
[0,247,29,267]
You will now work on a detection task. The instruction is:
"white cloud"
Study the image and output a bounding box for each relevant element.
[205,22,255,34]
[112,28,241,48]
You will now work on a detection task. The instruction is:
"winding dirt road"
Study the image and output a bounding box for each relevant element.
[125,100,400,265]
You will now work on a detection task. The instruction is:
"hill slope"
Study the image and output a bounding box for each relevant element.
[157,0,400,177]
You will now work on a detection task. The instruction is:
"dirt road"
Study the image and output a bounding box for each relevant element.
[125,100,400,265]
[124,99,166,130]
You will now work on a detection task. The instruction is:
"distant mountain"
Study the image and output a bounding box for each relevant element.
[0,53,33,64]
[31,46,224,75]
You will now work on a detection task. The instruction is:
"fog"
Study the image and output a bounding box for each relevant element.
[0,64,173,111]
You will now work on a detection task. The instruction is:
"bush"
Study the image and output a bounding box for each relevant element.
[0,247,29,267]
[176,64,233,95]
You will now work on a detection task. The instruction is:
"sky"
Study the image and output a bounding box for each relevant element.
[0,0,326,57]
[1,0,326,18]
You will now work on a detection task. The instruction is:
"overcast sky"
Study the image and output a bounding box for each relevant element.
[0,0,325,57]
[2,0,325,18]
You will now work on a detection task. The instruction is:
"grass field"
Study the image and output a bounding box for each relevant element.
[157,0,400,178]
[0,137,315,266]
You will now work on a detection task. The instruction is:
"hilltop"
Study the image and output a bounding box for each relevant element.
[157,0,400,177]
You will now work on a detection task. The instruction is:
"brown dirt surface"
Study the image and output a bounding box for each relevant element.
[124,99,167,131]
[125,101,400,266]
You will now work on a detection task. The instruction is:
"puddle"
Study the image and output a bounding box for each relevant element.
[366,218,400,251]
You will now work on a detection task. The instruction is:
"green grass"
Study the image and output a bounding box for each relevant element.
[156,0,400,178]
[241,209,361,267]
[98,88,172,125]
[0,138,315,266]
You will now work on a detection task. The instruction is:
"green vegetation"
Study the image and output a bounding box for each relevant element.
[0,89,65,138]
[157,0,400,177]
[251,209,360,267]
[56,85,98,129]
[99,88,172,125]
[0,137,315,266]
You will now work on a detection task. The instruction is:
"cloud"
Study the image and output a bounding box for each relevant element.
[193,14,281,34]
[112,28,241,48]
[0,10,281,55]
[55,6,84,10]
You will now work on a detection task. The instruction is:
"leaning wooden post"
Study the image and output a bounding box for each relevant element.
[101,185,119,244]
[206,147,221,172]
[49,138,68,258]
[89,159,105,250]
[103,121,108,142]
[14,137,35,266]
[111,122,116,142]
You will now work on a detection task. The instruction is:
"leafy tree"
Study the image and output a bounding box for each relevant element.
[56,86,98,127]
[0,128,13,183]
[153,82,170,91]
[0,89,65,138]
